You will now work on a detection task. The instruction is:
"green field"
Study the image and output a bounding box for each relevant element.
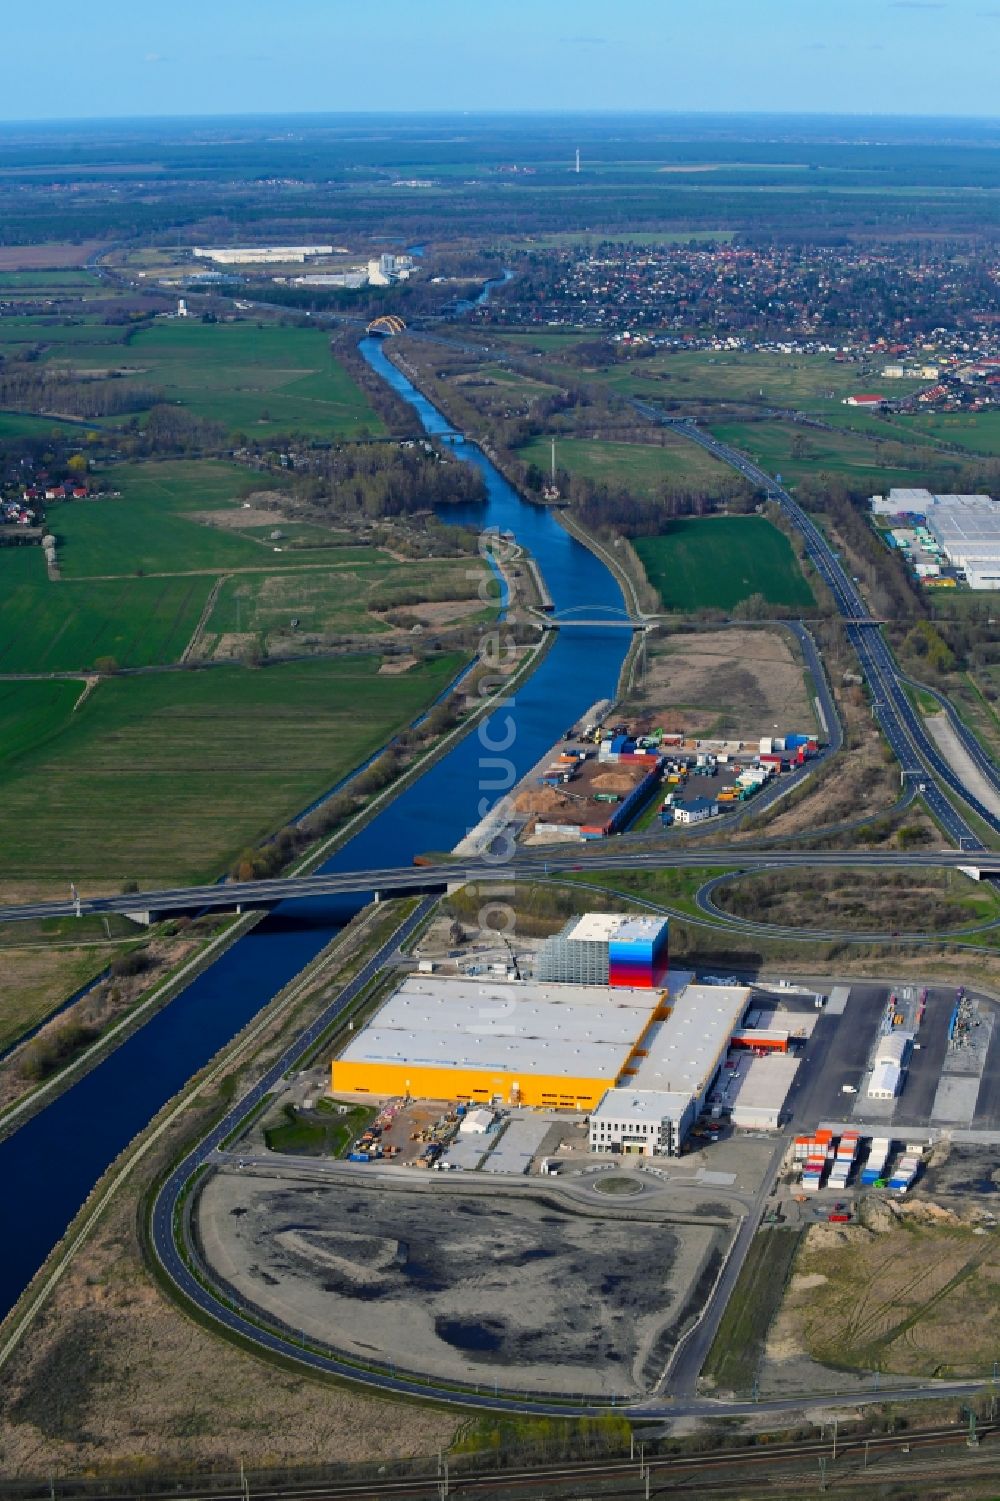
[611,349,926,413]
[0,654,464,885]
[634,516,815,612]
[0,549,212,672]
[0,318,127,347]
[884,409,1000,457]
[702,1230,803,1394]
[264,1099,375,1156]
[516,434,734,496]
[707,419,954,491]
[0,411,91,442]
[50,459,305,578]
[44,322,384,440]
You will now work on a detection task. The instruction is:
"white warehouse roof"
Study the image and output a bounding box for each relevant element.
[729,1053,800,1129]
[336,975,663,1081]
[868,1061,901,1099]
[629,984,751,1098]
[875,1032,912,1067]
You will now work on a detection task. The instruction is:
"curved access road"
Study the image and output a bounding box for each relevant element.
[692,868,1000,947]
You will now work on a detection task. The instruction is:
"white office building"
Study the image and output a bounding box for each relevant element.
[589,984,750,1156]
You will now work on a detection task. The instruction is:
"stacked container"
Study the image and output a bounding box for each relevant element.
[860,1136,892,1186]
[828,1129,859,1192]
[889,1153,921,1193]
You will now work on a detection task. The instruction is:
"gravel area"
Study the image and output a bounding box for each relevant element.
[197,1171,726,1398]
[924,712,1000,820]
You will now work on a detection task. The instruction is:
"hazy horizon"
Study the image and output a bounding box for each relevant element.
[4,0,1000,123]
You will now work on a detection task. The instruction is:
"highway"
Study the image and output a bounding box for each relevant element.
[2,846,999,925]
[636,408,1000,850]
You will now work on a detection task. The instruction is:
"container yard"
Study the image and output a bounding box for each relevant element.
[507,714,821,842]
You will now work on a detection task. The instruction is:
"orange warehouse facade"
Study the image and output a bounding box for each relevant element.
[330,1058,612,1111]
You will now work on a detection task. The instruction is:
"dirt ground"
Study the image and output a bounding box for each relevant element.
[0,1177,458,1479]
[631,628,814,739]
[747,681,909,840]
[197,1170,724,1398]
[926,712,1000,821]
[761,1174,1000,1393]
[0,242,109,270]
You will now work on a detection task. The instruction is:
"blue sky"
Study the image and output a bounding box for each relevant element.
[3,0,999,120]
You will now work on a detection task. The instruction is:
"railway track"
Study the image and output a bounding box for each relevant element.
[42,1421,992,1501]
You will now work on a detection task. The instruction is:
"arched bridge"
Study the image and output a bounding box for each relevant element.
[547,605,650,630]
[367,314,406,336]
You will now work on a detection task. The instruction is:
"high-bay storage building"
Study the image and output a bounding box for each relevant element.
[535,913,669,989]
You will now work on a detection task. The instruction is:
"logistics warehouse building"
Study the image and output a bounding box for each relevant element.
[331,970,694,1112]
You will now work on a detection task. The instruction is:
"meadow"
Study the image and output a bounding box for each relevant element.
[43,322,384,440]
[0,411,90,442]
[634,515,815,612]
[707,419,955,491]
[0,549,212,672]
[204,557,492,643]
[610,349,926,412]
[516,434,734,496]
[0,654,464,886]
[50,460,305,578]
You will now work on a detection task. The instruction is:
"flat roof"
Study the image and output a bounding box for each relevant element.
[629,984,751,1097]
[337,975,663,1081]
[591,1087,693,1123]
[567,913,625,944]
[887,487,934,506]
[729,1053,800,1111]
[613,915,669,945]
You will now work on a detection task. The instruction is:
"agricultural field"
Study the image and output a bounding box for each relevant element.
[0,654,465,886]
[0,317,128,348]
[634,515,815,613]
[43,322,384,440]
[707,418,957,491]
[883,408,1000,457]
[516,434,734,496]
[0,550,212,672]
[49,460,304,578]
[0,411,92,442]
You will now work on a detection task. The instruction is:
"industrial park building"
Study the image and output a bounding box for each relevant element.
[193,244,335,265]
[588,984,751,1156]
[871,488,1000,588]
[330,975,674,1111]
[535,913,669,988]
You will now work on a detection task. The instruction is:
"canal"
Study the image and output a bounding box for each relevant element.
[0,338,629,1321]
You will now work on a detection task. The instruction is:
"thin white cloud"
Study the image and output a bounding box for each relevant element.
[143,52,168,64]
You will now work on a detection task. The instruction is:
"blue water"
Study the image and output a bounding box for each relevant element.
[0,339,627,1319]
